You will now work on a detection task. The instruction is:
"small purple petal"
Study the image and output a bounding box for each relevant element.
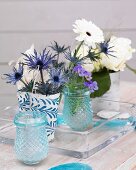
[73,64,83,73]
[73,65,92,78]
[84,80,98,93]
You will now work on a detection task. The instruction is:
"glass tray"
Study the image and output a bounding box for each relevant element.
[0,100,136,159]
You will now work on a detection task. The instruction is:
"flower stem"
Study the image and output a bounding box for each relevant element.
[40,69,44,84]
[126,64,136,74]
[57,54,60,64]
[74,41,84,57]
[20,79,28,88]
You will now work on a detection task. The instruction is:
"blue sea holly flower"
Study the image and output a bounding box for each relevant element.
[64,51,86,65]
[99,39,116,57]
[23,48,54,70]
[48,68,67,87]
[4,64,23,85]
[49,41,69,55]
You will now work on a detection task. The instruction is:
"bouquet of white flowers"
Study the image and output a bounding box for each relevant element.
[72,18,135,97]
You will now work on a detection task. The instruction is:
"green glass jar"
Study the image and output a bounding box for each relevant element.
[62,87,93,131]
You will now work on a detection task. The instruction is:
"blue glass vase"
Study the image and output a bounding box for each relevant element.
[14,111,48,165]
[63,88,93,131]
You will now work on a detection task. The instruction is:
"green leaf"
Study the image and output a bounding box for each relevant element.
[19,80,34,93]
[90,69,111,98]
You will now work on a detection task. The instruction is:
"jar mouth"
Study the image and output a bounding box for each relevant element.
[14,111,47,127]
[63,86,90,96]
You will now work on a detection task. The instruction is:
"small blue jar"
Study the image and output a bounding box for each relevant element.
[14,111,48,165]
[63,87,93,131]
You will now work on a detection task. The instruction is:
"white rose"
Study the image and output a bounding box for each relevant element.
[100,36,135,71]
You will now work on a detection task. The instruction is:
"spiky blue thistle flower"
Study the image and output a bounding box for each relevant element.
[4,64,23,85]
[49,41,69,55]
[64,51,86,65]
[99,39,116,57]
[23,48,54,70]
[48,68,68,87]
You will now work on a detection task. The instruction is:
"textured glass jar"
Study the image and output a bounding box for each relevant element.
[63,88,93,131]
[14,111,48,165]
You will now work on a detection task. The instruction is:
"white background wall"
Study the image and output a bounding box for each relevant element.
[0,0,136,97]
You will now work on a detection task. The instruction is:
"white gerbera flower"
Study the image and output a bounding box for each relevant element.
[73,19,104,46]
[100,36,136,71]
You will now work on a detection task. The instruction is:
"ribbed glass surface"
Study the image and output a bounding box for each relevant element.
[63,89,93,131]
[14,111,48,165]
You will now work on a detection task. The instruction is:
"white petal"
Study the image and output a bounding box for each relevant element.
[73,18,104,45]
[8,60,16,66]
[100,36,135,71]
[25,44,35,56]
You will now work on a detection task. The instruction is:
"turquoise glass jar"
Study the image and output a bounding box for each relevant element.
[63,88,93,131]
[14,111,48,165]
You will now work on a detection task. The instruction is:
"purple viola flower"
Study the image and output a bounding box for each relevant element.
[48,68,67,87]
[23,48,54,70]
[81,70,91,78]
[84,80,98,93]
[4,64,23,85]
[73,65,92,79]
[85,73,92,81]
[73,64,86,77]
[73,64,83,73]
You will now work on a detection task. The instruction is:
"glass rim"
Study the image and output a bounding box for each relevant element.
[14,111,47,127]
[63,86,90,96]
